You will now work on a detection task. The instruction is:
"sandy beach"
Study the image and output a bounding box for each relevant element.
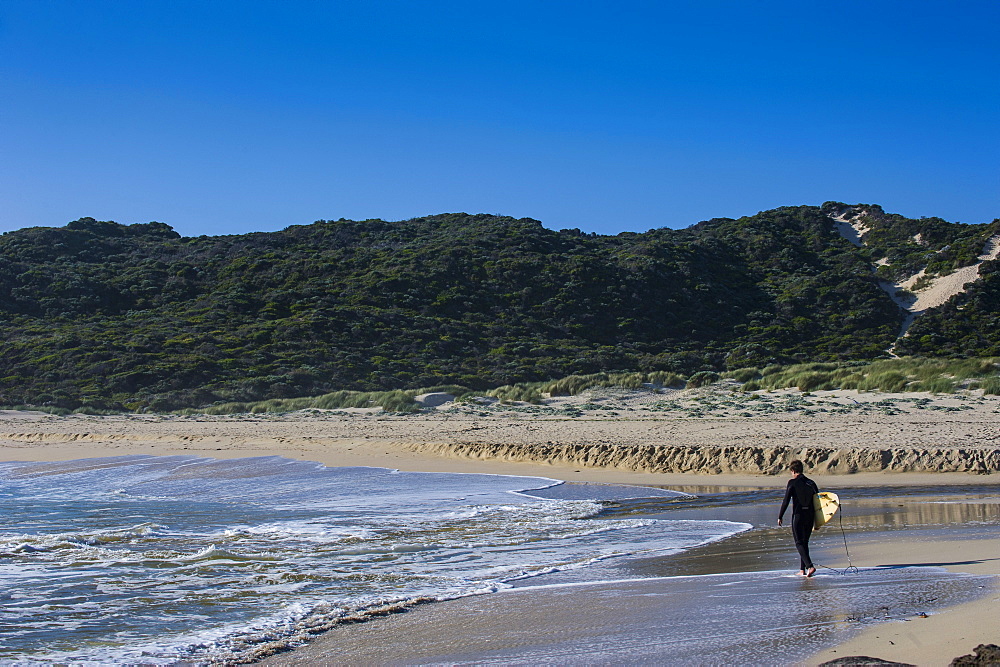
[2,386,998,664]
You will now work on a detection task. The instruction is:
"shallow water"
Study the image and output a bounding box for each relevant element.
[280,483,999,666]
[0,455,747,664]
[326,566,991,666]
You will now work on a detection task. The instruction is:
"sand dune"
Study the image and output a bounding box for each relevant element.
[831,209,1000,342]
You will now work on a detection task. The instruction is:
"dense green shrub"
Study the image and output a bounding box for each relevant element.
[686,371,720,388]
[0,204,996,411]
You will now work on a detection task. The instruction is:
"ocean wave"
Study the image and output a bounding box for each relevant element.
[0,455,754,664]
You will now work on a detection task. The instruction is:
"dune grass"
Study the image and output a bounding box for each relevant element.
[171,357,1000,415]
[178,385,472,415]
[739,357,1000,394]
[0,404,125,416]
[486,371,687,404]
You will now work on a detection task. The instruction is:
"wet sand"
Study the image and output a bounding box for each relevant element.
[259,486,999,666]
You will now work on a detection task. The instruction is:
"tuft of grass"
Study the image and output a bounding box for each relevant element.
[3,404,72,416]
[489,371,689,404]
[647,371,686,388]
[914,377,955,394]
[857,371,909,393]
[795,372,836,392]
[686,371,720,388]
[979,377,1000,395]
[72,406,124,415]
[723,367,760,383]
[489,383,544,404]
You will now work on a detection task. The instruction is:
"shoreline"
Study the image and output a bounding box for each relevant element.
[258,485,1000,666]
[2,396,998,664]
[806,538,1000,666]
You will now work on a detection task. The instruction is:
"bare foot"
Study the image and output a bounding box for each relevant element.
[797,570,805,576]
[806,567,816,577]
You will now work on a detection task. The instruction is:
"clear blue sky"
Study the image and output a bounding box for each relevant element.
[2,0,997,237]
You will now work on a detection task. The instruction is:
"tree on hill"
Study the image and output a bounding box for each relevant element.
[0,204,994,411]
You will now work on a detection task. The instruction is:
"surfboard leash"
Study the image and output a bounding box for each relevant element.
[837,507,859,574]
[814,501,859,576]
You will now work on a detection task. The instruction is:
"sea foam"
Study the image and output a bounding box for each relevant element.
[0,455,748,663]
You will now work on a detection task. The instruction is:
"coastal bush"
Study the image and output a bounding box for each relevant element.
[723,367,760,383]
[6,205,999,412]
[686,371,720,388]
[489,383,544,404]
[0,205,929,411]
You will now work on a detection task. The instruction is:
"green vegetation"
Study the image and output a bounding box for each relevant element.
[822,202,1000,282]
[894,258,1000,358]
[742,357,1000,394]
[487,370,685,404]
[0,203,997,412]
[178,385,471,415]
[170,357,1000,415]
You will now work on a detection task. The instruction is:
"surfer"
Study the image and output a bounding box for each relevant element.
[777,459,819,577]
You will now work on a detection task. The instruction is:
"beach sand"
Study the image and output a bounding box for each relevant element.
[1,387,998,664]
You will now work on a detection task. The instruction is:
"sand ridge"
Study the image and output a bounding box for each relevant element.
[2,387,998,478]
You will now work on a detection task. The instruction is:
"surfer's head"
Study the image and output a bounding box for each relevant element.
[788,459,804,474]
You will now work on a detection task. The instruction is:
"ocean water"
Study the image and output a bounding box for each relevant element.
[0,455,748,664]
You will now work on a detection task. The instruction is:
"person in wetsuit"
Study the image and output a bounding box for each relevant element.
[777,459,819,577]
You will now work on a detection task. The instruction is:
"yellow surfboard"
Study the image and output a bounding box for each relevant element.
[814,492,839,530]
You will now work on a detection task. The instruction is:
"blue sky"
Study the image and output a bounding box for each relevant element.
[2,0,997,237]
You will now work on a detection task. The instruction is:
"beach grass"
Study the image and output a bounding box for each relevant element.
[177,385,473,415]
[739,357,1000,394]
[134,357,1000,415]
[487,371,686,404]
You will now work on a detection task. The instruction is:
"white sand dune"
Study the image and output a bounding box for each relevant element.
[831,210,1000,345]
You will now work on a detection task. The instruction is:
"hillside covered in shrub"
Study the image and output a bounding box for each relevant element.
[0,202,996,411]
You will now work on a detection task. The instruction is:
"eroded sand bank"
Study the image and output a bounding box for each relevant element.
[2,387,999,478]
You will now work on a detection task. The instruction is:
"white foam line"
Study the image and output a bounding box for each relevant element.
[503,570,790,592]
[502,565,953,593]
[511,481,694,499]
[113,453,569,489]
[355,463,566,489]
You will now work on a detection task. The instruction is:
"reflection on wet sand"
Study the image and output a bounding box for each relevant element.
[263,484,1000,666]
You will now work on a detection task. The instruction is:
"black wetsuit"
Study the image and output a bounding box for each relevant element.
[778,474,820,572]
